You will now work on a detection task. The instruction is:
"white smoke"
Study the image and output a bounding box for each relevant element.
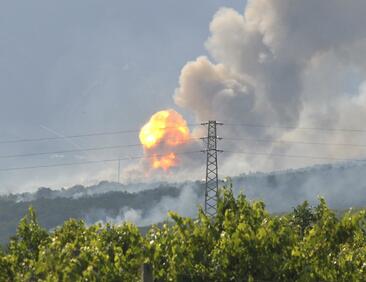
[174,0,366,174]
[84,184,202,226]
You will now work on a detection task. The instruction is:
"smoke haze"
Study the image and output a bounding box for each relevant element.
[84,184,202,227]
[175,0,366,176]
[2,0,366,193]
[0,0,242,193]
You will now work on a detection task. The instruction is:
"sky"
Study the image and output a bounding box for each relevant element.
[2,0,366,194]
[0,1,244,193]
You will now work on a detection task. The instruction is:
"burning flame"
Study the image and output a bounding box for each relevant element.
[151,153,176,171]
[139,109,190,170]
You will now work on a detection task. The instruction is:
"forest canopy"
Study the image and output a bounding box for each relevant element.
[1,185,366,282]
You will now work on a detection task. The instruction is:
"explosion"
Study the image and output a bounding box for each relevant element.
[139,109,190,171]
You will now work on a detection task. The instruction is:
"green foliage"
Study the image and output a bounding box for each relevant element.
[290,200,316,236]
[147,187,297,281]
[34,220,145,281]
[1,185,366,281]
[6,207,49,281]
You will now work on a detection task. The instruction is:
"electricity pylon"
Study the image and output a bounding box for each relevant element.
[201,121,222,217]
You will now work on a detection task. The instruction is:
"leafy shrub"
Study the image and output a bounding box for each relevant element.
[1,185,366,281]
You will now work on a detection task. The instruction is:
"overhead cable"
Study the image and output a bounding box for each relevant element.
[0,151,201,172]
[224,137,366,148]
[224,150,366,162]
[0,124,200,145]
[224,123,366,133]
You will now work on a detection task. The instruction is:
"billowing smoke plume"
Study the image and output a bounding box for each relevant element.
[84,184,202,227]
[175,0,366,174]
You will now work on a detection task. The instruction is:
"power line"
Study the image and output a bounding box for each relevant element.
[224,123,366,133]
[0,144,141,159]
[0,129,140,144]
[4,120,366,174]
[0,124,200,145]
[224,150,366,162]
[0,151,201,172]
[224,137,366,148]
[5,122,366,146]
[0,137,202,159]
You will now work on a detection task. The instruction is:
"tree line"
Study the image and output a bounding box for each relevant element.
[1,184,366,281]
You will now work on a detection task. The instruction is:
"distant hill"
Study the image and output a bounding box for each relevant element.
[232,161,366,212]
[0,182,204,246]
[2,161,366,245]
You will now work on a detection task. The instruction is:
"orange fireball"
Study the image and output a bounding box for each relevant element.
[139,109,190,170]
[151,153,176,171]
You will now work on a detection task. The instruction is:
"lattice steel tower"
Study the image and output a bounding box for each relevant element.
[202,121,222,217]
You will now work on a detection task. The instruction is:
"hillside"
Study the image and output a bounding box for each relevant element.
[2,161,366,245]
[0,183,204,245]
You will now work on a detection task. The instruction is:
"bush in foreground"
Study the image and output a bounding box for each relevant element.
[1,185,366,281]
